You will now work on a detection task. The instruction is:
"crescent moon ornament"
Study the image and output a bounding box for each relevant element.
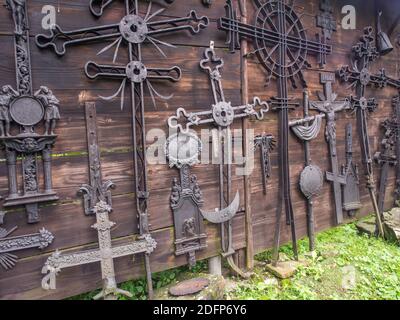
[200,191,240,224]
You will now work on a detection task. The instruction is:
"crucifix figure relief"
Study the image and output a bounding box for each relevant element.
[168,45,269,277]
[41,102,156,300]
[1,0,59,224]
[217,0,332,264]
[309,73,350,225]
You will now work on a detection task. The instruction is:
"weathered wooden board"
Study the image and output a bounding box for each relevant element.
[0,0,399,299]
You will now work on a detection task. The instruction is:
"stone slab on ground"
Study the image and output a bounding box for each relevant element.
[383,208,400,244]
[356,219,376,236]
[154,274,225,300]
[265,260,302,279]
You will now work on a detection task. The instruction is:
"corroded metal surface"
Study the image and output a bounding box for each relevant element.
[254,134,276,195]
[309,73,350,225]
[169,278,210,296]
[166,133,207,267]
[41,103,157,300]
[1,1,59,224]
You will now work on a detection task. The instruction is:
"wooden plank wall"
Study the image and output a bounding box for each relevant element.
[0,0,399,299]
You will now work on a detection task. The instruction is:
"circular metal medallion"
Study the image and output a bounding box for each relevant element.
[299,165,323,199]
[10,96,44,126]
[169,278,210,297]
[359,97,368,110]
[165,132,202,168]
[119,14,148,44]
[212,101,234,127]
[359,68,371,86]
[126,61,148,83]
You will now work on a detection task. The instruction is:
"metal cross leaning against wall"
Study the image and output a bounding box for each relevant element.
[35,0,209,298]
[375,96,400,212]
[168,46,269,277]
[0,0,60,224]
[254,134,275,195]
[341,123,362,217]
[392,97,400,207]
[337,26,400,237]
[309,72,350,225]
[41,102,157,300]
[289,90,324,251]
[165,132,207,268]
[217,0,332,264]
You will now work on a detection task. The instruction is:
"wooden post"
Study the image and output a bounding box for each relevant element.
[240,0,254,271]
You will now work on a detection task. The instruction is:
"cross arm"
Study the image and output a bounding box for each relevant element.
[147,11,209,37]
[35,24,121,56]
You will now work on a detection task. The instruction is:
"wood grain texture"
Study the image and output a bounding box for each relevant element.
[0,0,399,299]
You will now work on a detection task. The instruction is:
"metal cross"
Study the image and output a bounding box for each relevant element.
[375,96,400,213]
[309,72,350,225]
[1,0,60,224]
[316,0,336,41]
[392,96,400,207]
[168,45,268,277]
[254,134,276,195]
[0,224,53,270]
[41,102,156,300]
[289,90,324,251]
[337,26,400,236]
[36,0,209,298]
[218,0,332,264]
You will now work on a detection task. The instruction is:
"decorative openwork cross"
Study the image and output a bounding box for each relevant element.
[254,134,276,195]
[309,72,350,225]
[41,103,156,300]
[218,0,332,264]
[392,96,400,207]
[375,97,400,214]
[0,224,53,270]
[1,1,60,224]
[165,132,207,268]
[36,0,209,109]
[316,0,336,41]
[168,45,268,277]
[338,26,400,236]
[36,0,209,297]
[289,90,324,251]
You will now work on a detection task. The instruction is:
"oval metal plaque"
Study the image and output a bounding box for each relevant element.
[10,96,44,126]
[299,165,323,199]
[165,132,202,168]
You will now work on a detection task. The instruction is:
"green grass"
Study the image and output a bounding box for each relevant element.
[228,222,400,300]
[70,219,400,300]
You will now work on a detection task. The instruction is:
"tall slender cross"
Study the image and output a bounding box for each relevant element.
[41,103,156,300]
[309,73,350,225]
[338,26,400,236]
[168,45,269,277]
[375,96,400,212]
[36,0,209,297]
[217,0,332,264]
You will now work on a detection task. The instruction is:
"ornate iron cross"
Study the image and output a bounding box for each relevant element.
[36,0,209,297]
[41,102,156,300]
[375,96,400,213]
[337,26,400,236]
[218,0,332,264]
[1,1,60,224]
[316,0,336,41]
[392,96,400,207]
[168,45,268,277]
[309,72,350,225]
[0,223,53,270]
[165,132,207,268]
[254,134,275,195]
[289,90,324,251]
